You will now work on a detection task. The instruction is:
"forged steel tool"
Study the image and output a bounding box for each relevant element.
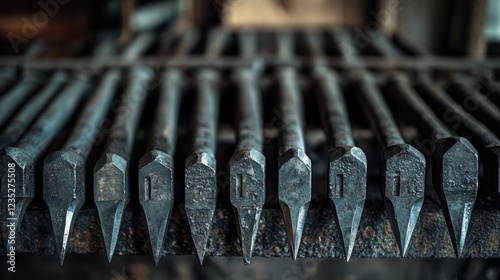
[355,71,426,257]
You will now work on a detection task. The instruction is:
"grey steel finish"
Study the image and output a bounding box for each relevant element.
[447,73,500,137]
[230,67,266,265]
[184,28,227,265]
[276,31,312,261]
[93,66,152,263]
[43,33,152,265]
[386,73,478,258]
[415,75,500,200]
[314,67,367,261]
[43,70,121,265]
[0,71,67,150]
[277,67,311,261]
[0,71,91,251]
[355,71,426,257]
[138,69,182,265]
[185,69,219,265]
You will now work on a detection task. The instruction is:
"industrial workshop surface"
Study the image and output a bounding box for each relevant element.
[1,26,500,267]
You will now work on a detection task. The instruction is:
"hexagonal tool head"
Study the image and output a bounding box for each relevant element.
[93,153,129,263]
[278,148,312,261]
[229,148,266,265]
[184,151,217,265]
[43,150,86,265]
[138,150,174,265]
[382,143,426,257]
[434,137,478,258]
[0,147,35,251]
[329,146,367,261]
[483,146,500,200]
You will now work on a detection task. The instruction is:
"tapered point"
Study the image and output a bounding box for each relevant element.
[436,137,478,259]
[95,200,128,263]
[44,150,86,266]
[185,208,215,265]
[383,144,426,257]
[280,202,308,261]
[329,146,367,261]
[139,150,174,265]
[234,206,263,265]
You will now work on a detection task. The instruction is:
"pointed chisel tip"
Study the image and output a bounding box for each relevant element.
[329,146,367,262]
[278,148,312,261]
[95,200,128,264]
[436,137,477,259]
[229,149,266,265]
[234,206,263,265]
[93,153,129,264]
[280,202,308,261]
[43,150,86,267]
[185,208,215,266]
[139,150,174,266]
[185,151,217,266]
[383,144,425,258]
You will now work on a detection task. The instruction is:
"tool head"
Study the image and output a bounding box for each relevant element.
[278,148,312,261]
[434,137,478,258]
[382,143,426,257]
[138,150,174,265]
[229,148,266,265]
[43,150,86,265]
[329,145,367,261]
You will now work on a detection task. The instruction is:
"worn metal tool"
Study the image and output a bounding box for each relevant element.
[43,33,152,265]
[43,70,120,265]
[277,67,311,261]
[314,67,367,261]
[230,67,266,265]
[138,69,182,265]
[415,74,500,201]
[355,71,426,257]
[309,31,366,261]
[0,71,91,251]
[276,32,312,261]
[184,28,227,265]
[185,69,219,265]
[228,29,266,265]
[447,73,500,138]
[0,71,67,150]
[93,66,152,263]
[386,72,478,258]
